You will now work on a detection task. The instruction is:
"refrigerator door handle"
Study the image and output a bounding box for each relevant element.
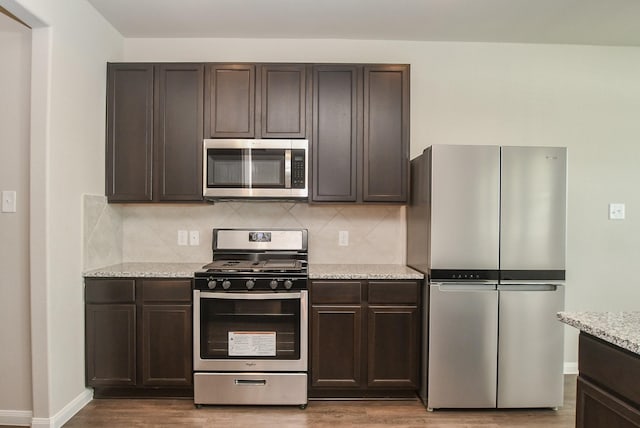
[432,282,497,292]
[499,280,565,286]
[498,284,561,292]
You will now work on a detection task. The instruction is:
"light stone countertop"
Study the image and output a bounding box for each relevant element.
[83,262,207,278]
[84,262,425,280]
[557,311,640,356]
[308,264,424,280]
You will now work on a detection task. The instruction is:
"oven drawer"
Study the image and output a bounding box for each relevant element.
[194,372,307,405]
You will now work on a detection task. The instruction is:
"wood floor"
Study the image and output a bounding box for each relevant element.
[63,375,577,427]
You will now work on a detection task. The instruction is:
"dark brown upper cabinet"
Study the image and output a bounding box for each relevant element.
[312,65,359,202]
[205,64,255,138]
[260,64,309,138]
[106,63,204,202]
[363,65,410,203]
[311,64,409,203]
[155,64,204,201]
[205,63,309,139]
[106,64,154,202]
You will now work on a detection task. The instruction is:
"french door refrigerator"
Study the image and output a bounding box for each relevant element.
[407,144,566,410]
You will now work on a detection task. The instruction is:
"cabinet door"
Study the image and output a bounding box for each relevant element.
[141,304,193,386]
[312,65,359,202]
[106,63,154,202]
[367,305,419,388]
[311,305,363,388]
[577,377,640,428]
[86,304,136,386]
[260,64,308,138]
[155,64,204,201]
[205,64,255,138]
[362,65,409,202]
[140,279,192,387]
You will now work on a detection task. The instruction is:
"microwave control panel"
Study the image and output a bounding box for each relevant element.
[292,150,306,188]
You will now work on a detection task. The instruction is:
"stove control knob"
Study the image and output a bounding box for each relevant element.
[246,279,255,290]
[284,279,293,290]
[207,278,217,289]
[222,280,231,290]
[269,280,279,290]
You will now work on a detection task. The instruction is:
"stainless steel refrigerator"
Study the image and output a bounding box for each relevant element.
[407,144,566,410]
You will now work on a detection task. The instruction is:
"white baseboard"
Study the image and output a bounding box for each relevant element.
[31,388,93,428]
[0,409,33,426]
[564,362,578,375]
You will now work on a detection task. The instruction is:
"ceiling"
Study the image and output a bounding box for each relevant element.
[1,5,29,28]
[85,0,640,47]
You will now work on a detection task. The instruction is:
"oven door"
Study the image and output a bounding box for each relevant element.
[194,290,308,372]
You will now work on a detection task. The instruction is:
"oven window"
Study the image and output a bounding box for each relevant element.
[207,149,249,188]
[251,149,285,188]
[199,296,301,359]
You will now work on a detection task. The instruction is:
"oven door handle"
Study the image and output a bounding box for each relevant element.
[234,379,267,386]
[198,291,305,300]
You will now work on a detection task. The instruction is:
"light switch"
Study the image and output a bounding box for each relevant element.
[189,230,200,246]
[1,191,17,213]
[338,230,349,246]
[609,203,625,220]
[178,230,188,246]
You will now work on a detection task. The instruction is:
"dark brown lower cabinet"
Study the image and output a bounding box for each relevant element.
[85,278,193,398]
[367,305,418,388]
[576,333,640,428]
[86,303,136,386]
[311,305,363,388]
[141,304,192,387]
[309,280,420,398]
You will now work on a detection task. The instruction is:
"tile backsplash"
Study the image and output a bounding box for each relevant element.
[83,195,407,269]
[83,194,123,270]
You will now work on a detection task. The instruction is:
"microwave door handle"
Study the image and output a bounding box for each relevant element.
[245,148,252,188]
[284,149,292,188]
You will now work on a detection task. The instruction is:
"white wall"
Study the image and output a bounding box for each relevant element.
[45,2,122,417]
[1,0,123,425]
[0,13,32,420]
[126,38,640,365]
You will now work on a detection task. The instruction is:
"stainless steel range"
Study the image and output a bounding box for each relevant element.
[193,229,308,408]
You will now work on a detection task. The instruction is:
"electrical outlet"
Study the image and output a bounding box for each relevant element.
[339,230,349,246]
[189,230,200,246]
[609,203,625,220]
[177,230,188,246]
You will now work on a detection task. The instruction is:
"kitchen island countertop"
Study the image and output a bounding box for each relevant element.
[84,262,206,278]
[558,311,640,355]
[309,264,424,280]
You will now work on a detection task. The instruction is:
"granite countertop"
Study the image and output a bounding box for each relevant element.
[558,311,640,355]
[83,262,207,278]
[308,264,424,280]
[85,262,424,281]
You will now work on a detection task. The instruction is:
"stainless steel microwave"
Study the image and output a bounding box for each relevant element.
[203,139,308,199]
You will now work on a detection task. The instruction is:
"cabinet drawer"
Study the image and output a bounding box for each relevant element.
[311,281,362,304]
[141,279,192,303]
[85,279,135,303]
[368,281,419,304]
[579,333,640,407]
